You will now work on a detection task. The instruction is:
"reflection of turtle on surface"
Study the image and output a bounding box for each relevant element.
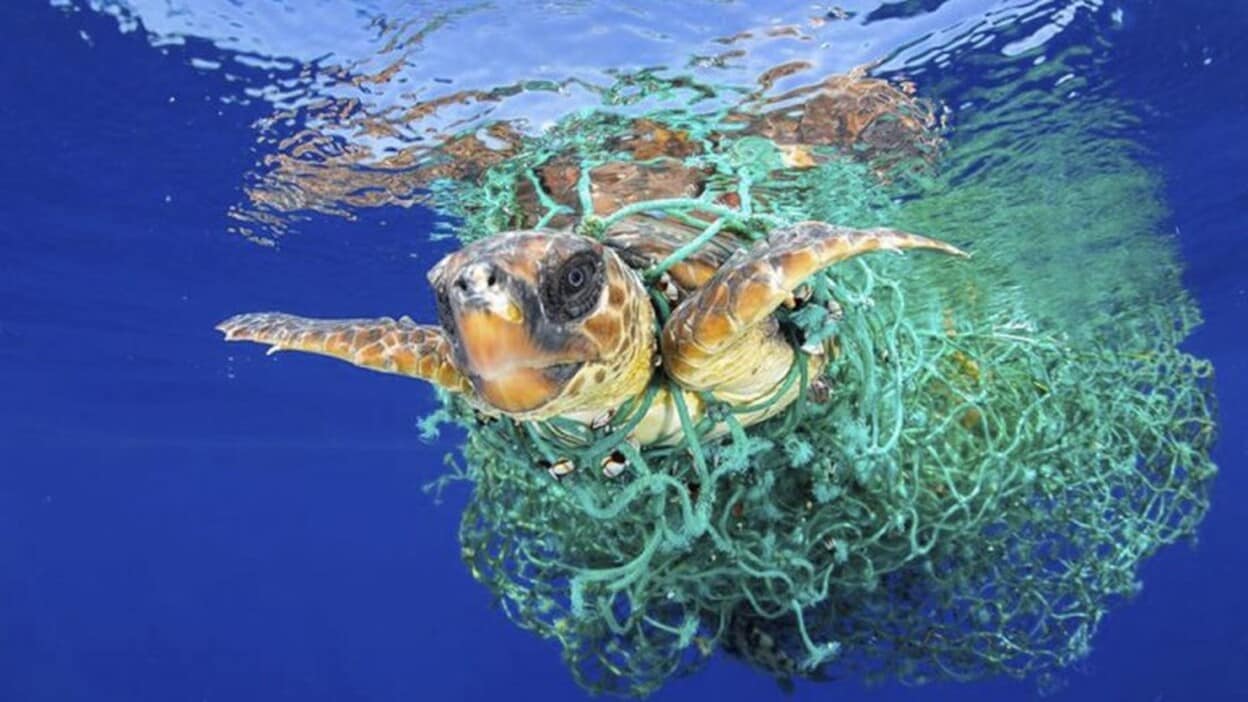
[219,68,964,477]
[419,69,942,229]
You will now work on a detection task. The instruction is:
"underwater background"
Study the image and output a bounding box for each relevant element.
[1,1,1245,700]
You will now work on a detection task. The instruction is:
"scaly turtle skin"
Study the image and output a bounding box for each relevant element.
[218,217,965,453]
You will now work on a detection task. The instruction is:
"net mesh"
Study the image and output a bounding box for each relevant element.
[417,91,1217,697]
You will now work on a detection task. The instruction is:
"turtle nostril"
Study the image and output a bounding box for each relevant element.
[454,264,501,295]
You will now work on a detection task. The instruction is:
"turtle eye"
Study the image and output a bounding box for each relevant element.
[543,251,604,323]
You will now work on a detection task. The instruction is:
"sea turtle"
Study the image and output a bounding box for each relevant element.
[218,216,965,473]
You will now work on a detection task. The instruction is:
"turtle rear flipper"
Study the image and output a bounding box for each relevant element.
[660,222,966,396]
[217,312,470,393]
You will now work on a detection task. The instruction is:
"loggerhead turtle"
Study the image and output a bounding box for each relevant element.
[218,216,965,474]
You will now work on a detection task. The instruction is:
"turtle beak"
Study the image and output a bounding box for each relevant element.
[447,262,531,379]
[455,307,529,375]
[454,302,574,414]
[444,261,584,414]
[457,294,524,325]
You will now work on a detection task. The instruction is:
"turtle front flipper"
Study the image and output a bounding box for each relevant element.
[217,312,471,393]
[661,222,966,400]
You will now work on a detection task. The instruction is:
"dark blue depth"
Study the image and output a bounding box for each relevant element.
[1,2,1245,701]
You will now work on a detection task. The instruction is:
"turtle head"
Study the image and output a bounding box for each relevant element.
[428,231,655,418]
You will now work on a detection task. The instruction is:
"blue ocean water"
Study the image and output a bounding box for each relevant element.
[1,1,1245,701]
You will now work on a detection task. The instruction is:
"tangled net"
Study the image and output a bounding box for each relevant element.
[417,97,1217,697]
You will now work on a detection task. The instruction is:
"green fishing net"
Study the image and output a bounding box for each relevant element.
[417,92,1217,697]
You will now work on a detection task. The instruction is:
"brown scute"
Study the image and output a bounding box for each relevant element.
[354,344,378,365]
[520,158,709,224]
[535,157,580,206]
[609,118,702,161]
[326,332,351,355]
[589,160,706,216]
[608,283,627,307]
[732,279,779,325]
[704,282,730,308]
[668,259,721,291]
[583,313,623,351]
[385,346,410,372]
[414,354,434,377]
[773,249,818,284]
[692,305,734,346]
[594,368,608,384]
[520,235,552,260]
